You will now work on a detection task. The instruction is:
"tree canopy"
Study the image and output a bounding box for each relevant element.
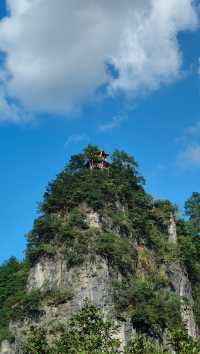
[185,192,200,233]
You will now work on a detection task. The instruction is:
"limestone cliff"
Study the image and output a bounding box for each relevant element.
[167,215,198,338]
[1,213,198,354]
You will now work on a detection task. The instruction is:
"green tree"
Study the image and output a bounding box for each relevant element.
[0,258,28,341]
[51,302,121,354]
[68,144,99,173]
[185,192,200,233]
[22,303,121,354]
[18,304,200,354]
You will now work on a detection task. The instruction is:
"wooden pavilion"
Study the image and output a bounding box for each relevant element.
[86,150,110,170]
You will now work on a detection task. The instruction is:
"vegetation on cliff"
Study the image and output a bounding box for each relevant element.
[1,146,200,352]
[177,192,200,328]
[0,257,28,342]
[26,145,173,268]
[22,302,200,354]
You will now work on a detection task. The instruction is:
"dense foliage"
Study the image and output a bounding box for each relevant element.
[22,303,200,354]
[40,146,145,214]
[26,146,173,266]
[185,192,200,233]
[22,302,121,354]
[0,257,28,341]
[114,275,181,337]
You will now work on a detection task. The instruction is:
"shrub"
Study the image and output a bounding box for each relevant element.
[114,276,181,337]
[68,208,88,229]
[125,335,169,354]
[170,326,200,354]
[44,289,73,306]
[12,290,41,321]
[96,232,137,274]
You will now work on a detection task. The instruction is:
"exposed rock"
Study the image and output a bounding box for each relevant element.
[115,200,127,212]
[169,263,198,338]
[0,340,15,354]
[85,210,100,228]
[116,320,136,351]
[28,255,65,291]
[167,215,198,338]
[10,255,132,351]
[168,214,177,244]
[28,256,114,318]
[28,256,111,302]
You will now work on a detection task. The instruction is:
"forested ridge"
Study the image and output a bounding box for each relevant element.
[1,145,200,353]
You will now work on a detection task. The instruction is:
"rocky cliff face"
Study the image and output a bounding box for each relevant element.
[1,212,198,354]
[26,254,134,347]
[167,215,198,339]
[170,263,198,338]
[3,258,133,353]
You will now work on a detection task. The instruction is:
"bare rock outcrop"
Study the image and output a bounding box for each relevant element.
[168,214,198,339]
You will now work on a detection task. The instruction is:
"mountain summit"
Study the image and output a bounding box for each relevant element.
[1,146,200,353]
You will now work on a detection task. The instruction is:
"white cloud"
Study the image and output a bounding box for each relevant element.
[65,134,89,147]
[0,89,30,123]
[177,144,200,167]
[176,120,200,144]
[109,0,198,94]
[98,116,127,132]
[185,121,200,137]
[0,0,198,121]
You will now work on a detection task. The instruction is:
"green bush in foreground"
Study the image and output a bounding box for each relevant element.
[22,303,200,354]
[22,326,50,354]
[23,302,120,354]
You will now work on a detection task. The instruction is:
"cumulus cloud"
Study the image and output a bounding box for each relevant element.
[0,94,28,122]
[0,68,28,122]
[185,120,200,137]
[177,144,200,167]
[0,0,198,120]
[176,120,200,144]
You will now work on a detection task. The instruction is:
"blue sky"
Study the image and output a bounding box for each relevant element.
[0,0,200,263]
